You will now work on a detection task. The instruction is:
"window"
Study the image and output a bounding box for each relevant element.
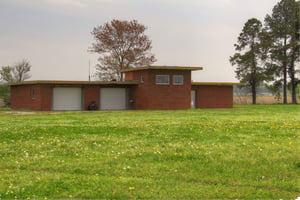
[141,75,144,83]
[30,89,35,99]
[173,75,184,85]
[156,75,169,85]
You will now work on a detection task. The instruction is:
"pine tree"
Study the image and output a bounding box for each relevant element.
[264,0,300,104]
[230,18,269,104]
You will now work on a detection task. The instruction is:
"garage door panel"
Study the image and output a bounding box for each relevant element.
[100,88,126,110]
[53,87,82,111]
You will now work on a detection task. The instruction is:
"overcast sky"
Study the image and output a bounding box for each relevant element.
[0,0,279,82]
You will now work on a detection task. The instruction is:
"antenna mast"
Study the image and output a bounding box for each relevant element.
[88,59,91,82]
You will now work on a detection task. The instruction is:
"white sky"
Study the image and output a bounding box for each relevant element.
[0,0,279,82]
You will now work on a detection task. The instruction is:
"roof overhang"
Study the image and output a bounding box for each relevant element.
[9,80,139,86]
[121,65,203,72]
[192,82,244,86]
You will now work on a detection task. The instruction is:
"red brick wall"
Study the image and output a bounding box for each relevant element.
[83,85,100,110]
[11,85,34,110]
[124,72,134,81]
[10,84,52,111]
[10,80,234,111]
[39,85,52,111]
[127,69,192,110]
[11,84,134,111]
[192,85,233,108]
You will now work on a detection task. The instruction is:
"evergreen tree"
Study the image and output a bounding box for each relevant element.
[264,0,300,104]
[289,0,300,104]
[230,18,269,104]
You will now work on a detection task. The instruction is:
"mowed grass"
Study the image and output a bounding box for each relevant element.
[0,105,299,199]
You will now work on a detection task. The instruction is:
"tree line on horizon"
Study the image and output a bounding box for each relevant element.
[230,0,300,104]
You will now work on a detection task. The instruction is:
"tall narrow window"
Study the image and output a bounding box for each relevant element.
[156,75,169,85]
[30,89,35,99]
[141,75,144,83]
[173,75,184,85]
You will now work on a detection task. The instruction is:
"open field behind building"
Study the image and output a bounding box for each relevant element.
[234,96,297,104]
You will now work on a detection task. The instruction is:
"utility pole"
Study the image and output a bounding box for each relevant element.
[88,59,91,82]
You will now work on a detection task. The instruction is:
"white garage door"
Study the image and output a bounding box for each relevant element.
[100,88,127,110]
[53,87,82,111]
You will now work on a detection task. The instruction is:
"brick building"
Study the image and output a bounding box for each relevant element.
[10,66,239,111]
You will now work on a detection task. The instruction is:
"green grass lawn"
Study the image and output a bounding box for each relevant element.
[0,105,299,199]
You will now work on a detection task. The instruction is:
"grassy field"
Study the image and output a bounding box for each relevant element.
[233,95,299,104]
[0,105,299,199]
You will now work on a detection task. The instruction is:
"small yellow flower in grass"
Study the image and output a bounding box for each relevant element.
[129,186,135,190]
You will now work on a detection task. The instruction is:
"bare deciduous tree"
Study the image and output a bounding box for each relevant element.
[0,59,31,83]
[89,19,156,81]
[13,59,31,83]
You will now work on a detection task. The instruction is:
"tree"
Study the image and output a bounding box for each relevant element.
[89,19,156,81]
[230,18,270,104]
[0,59,31,83]
[289,0,300,104]
[0,59,31,107]
[0,66,14,83]
[0,85,10,107]
[13,59,32,83]
[264,0,300,104]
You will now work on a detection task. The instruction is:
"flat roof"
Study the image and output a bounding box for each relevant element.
[9,80,138,86]
[121,65,203,72]
[9,80,243,86]
[192,82,243,86]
